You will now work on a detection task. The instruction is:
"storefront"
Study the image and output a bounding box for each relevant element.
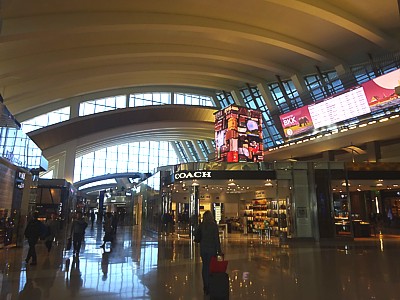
[164,161,319,241]
[0,102,48,248]
[135,161,400,241]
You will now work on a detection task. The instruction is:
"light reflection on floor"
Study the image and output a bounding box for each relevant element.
[1,224,400,299]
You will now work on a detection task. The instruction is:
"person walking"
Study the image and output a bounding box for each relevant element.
[100,212,114,250]
[45,213,60,252]
[69,212,88,256]
[24,211,43,265]
[90,210,96,228]
[195,210,222,295]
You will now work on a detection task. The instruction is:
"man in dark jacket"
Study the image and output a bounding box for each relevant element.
[24,211,42,265]
[70,212,88,256]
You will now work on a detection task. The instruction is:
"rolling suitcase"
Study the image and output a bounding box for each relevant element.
[209,272,229,300]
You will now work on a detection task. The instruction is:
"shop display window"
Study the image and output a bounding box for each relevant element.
[333,193,351,236]
[243,198,288,238]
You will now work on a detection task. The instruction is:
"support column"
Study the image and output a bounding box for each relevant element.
[335,64,358,90]
[366,141,381,162]
[63,141,77,183]
[189,185,200,239]
[192,140,206,161]
[170,91,175,104]
[291,73,312,105]
[322,150,335,161]
[205,139,215,161]
[292,167,313,238]
[230,89,246,106]
[69,99,81,119]
[212,95,222,109]
[257,82,285,137]
[181,142,195,162]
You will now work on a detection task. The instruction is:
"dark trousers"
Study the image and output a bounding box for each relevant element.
[26,239,38,263]
[201,251,213,293]
[45,240,53,252]
[73,233,84,254]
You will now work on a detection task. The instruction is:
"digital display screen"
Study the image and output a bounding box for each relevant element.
[279,69,400,138]
[214,105,263,162]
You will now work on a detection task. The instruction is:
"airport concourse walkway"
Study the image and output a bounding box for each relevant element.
[1,225,400,300]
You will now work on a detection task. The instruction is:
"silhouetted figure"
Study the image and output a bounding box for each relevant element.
[45,213,60,252]
[90,210,96,228]
[24,212,43,265]
[100,212,114,250]
[195,210,222,295]
[69,212,88,256]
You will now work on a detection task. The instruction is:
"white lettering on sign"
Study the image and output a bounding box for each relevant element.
[174,171,212,180]
[282,116,296,126]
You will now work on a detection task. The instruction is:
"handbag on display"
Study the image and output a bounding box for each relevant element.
[210,255,228,273]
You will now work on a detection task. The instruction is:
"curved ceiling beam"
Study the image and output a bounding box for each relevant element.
[4,66,253,108]
[74,126,214,157]
[28,105,216,151]
[5,71,238,114]
[1,12,342,63]
[15,85,218,121]
[0,44,296,79]
[265,0,396,47]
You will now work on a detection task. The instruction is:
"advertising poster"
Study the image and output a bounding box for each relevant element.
[215,105,263,162]
[279,106,313,138]
[362,69,400,112]
[278,69,400,139]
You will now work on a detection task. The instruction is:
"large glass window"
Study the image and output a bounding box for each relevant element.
[79,95,126,116]
[129,92,171,107]
[268,79,303,115]
[240,86,284,148]
[184,141,200,161]
[74,141,179,182]
[197,140,211,158]
[21,107,70,133]
[175,93,214,107]
[351,58,400,85]
[215,92,235,108]
[0,127,43,169]
[304,70,344,101]
[173,142,188,163]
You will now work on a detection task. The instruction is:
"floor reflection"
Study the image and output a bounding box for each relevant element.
[0,224,400,299]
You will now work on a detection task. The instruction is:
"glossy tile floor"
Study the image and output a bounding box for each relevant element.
[1,224,400,300]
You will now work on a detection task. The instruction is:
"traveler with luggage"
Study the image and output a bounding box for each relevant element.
[194,210,224,296]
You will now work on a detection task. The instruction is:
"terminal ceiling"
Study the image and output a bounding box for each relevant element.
[0,1,399,177]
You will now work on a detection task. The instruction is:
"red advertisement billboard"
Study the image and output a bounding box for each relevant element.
[279,106,314,138]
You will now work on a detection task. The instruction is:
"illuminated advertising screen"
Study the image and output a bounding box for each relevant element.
[215,105,263,162]
[362,69,400,111]
[308,86,371,129]
[279,106,314,138]
[279,69,400,138]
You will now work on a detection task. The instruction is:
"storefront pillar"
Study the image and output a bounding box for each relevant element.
[292,167,314,238]
[189,185,199,238]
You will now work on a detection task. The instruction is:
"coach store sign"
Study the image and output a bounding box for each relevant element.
[173,170,276,182]
[174,171,212,180]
